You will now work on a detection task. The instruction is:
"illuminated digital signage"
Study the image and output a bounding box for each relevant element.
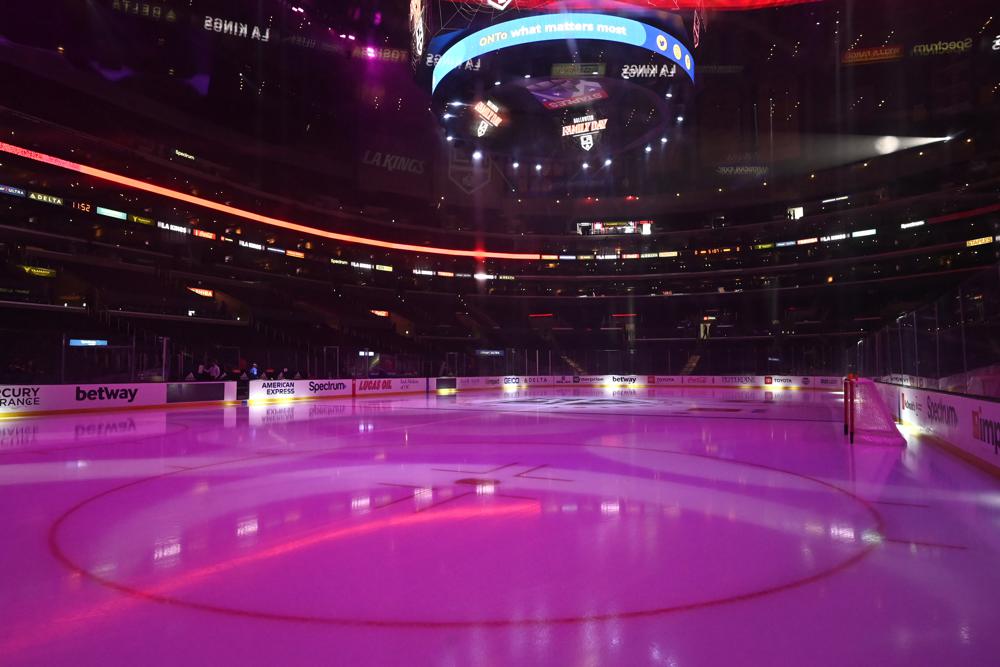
[353,46,409,63]
[911,38,973,56]
[0,139,542,260]
[473,100,503,137]
[562,114,608,137]
[96,206,127,220]
[551,63,605,77]
[29,192,63,206]
[203,16,271,42]
[842,46,903,65]
[424,53,481,71]
[0,184,26,197]
[410,0,427,69]
[69,339,108,347]
[576,220,652,236]
[526,79,607,110]
[18,265,56,278]
[432,13,694,92]
[620,63,676,79]
[112,0,178,23]
[562,113,608,151]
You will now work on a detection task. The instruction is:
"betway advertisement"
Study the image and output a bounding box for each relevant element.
[877,382,1000,473]
[0,383,167,414]
[574,375,643,386]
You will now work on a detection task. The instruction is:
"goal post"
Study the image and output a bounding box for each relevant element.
[845,377,906,446]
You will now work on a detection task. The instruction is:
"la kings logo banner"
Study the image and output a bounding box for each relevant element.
[447,145,492,194]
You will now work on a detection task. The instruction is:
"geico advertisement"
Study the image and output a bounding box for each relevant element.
[0,383,167,414]
[879,382,1000,470]
[249,379,351,401]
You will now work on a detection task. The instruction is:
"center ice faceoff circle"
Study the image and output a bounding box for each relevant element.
[52,441,881,626]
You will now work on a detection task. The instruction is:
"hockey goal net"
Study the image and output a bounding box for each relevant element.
[845,377,905,446]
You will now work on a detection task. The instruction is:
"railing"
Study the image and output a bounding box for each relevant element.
[855,263,1000,399]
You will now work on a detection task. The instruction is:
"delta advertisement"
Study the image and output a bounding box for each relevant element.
[876,382,1000,473]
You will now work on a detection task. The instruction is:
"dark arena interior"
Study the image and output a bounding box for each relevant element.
[0,1,999,665]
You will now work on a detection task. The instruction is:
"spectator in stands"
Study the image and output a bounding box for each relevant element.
[207,360,222,380]
[248,362,260,379]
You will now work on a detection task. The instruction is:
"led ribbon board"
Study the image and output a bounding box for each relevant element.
[432,13,694,92]
[0,141,540,261]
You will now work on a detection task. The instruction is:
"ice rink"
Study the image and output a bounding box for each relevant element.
[1,386,999,666]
